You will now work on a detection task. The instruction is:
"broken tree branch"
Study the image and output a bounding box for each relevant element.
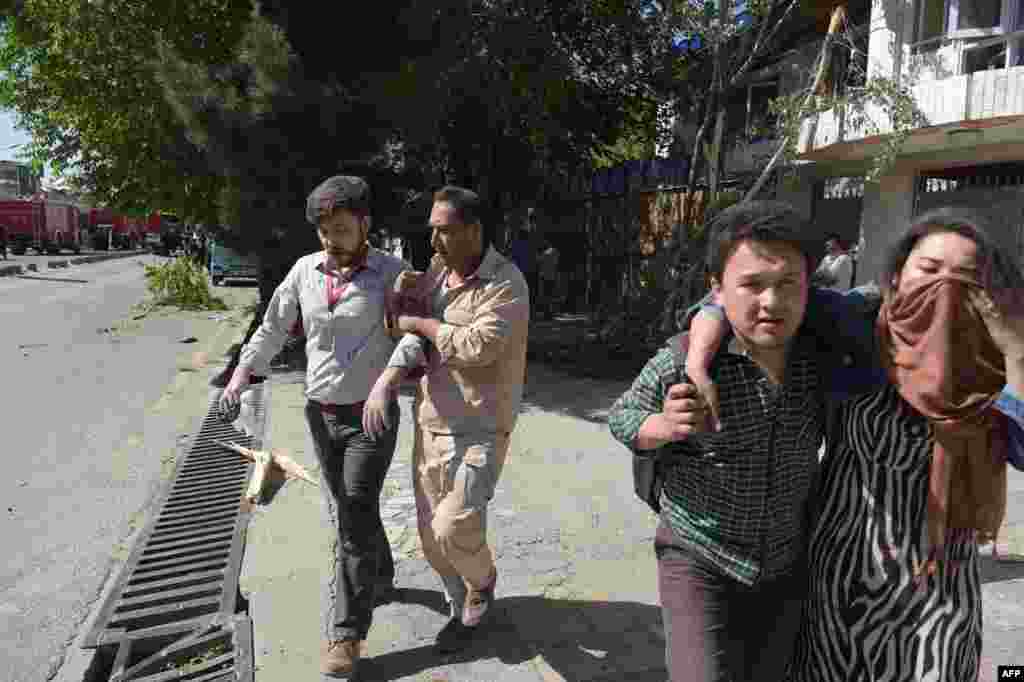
[215,440,320,501]
[741,4,847,204]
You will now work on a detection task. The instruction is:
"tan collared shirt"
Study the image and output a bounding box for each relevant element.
[388,245,530,435]
[240,247,410,405]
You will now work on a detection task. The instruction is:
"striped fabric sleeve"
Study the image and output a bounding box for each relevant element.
[608,348,676,453]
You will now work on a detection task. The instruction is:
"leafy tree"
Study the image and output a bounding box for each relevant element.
[0,0,251,220]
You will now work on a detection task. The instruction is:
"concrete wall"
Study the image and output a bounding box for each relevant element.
[775,168,816,219]
[867,0,907,82]
[856,170,916,285]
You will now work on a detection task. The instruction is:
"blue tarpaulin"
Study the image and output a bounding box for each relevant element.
[589,158,689,194]
[672,1,752,54]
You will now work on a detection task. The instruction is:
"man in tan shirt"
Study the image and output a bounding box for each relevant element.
[364,185,530,653]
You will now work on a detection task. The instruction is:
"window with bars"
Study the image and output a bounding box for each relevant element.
[820,176,865,199]
[918,163,1024,192]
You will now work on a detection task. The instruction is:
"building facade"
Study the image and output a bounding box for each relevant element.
[0,160,42,199]
[780,0,1024,284]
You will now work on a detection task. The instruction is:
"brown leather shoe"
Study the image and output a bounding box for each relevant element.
[321,639,361,678]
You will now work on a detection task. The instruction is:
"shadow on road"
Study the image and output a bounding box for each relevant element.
[215,280,259,288]
[980,554,1024,584]
[16,274,90,283]
[365,594,666,681]
[519,362,631,425]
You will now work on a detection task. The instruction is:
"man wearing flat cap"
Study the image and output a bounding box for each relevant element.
[220,175,412,678]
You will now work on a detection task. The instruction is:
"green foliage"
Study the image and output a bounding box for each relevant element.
[705,187,742,219]
[0,0,251,219]
[152,8,395,261]
[163,643,229,675]
[770,73,928,183]
[143,257,227,311]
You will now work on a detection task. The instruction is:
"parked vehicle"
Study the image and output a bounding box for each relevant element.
[111,215,142,250]
[208,240,259,286]
[143,212,164,250]
[147,212,184,255]
[0,199,82,255]
[87,208,115,250]
[87,209,141,250]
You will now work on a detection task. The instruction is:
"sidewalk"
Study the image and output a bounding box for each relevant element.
[239,354,1024,682]
[239,362,668,681]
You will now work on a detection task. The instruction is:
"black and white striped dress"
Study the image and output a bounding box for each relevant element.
[790,384,982,682]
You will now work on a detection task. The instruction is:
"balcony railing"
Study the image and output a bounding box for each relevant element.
[800,60,1024,152]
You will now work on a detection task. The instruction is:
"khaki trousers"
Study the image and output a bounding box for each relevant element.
[413,425,509,597]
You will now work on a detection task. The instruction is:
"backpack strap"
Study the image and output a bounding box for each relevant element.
[632,332,691,516]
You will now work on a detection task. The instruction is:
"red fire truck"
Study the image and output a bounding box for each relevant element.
[143,212,164,249]
[145,212,185,255]
[87,208,142,250]
[0,199,82,255]
[116,215,143,250]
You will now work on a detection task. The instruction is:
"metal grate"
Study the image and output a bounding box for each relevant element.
[83,384,266,651]
[106,614,253,682]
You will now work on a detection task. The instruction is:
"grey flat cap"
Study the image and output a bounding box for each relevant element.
[306,175,371,225]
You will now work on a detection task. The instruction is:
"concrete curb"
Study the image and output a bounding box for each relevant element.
[67,250,150,267]
[0,250,148,277]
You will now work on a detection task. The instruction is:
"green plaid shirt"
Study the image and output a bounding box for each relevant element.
[609,334,824,585]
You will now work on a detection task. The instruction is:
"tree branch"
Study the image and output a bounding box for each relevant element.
[729,0,800,88]
[741,4,846,204]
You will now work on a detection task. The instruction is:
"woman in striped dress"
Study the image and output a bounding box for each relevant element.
[684,208,1024,681]
[791,209,1024,681]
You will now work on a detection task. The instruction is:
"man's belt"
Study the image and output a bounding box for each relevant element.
[311,399,365,416]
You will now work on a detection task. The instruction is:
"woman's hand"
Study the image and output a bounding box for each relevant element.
[684,308,728,432]
[970,289,1024,363]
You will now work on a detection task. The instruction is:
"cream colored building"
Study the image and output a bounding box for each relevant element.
[717,0,1024,285]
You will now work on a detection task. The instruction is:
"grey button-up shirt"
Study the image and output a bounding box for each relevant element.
[239,247,410,405]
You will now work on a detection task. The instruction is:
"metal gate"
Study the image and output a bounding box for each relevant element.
[812,176,865,247]
[915,163,1024,263]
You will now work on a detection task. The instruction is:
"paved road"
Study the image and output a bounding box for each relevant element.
[0,256,253,682]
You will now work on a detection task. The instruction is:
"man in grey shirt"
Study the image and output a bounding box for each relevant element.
[220,176,410,679]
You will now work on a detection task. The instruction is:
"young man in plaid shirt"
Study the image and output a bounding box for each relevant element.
[608,201,827,682]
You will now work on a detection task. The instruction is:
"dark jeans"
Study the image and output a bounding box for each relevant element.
[305,400,399,641]
[655,523,805,682]
[526,270,539,301]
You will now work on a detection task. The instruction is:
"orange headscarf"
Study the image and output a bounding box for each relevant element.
[877,274,1008,578]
